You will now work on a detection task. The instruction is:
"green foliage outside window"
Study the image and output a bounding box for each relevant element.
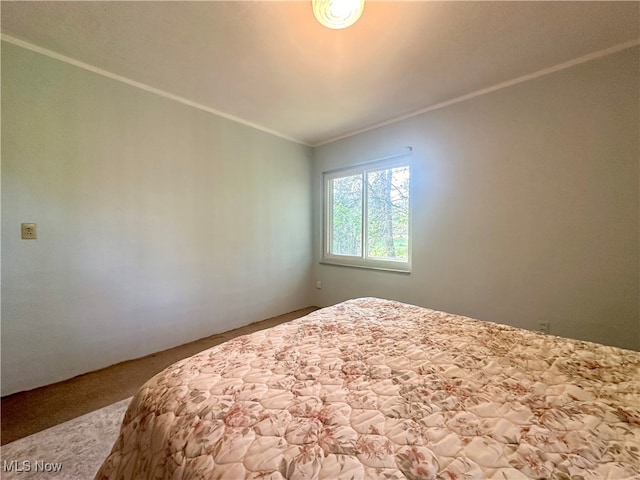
[366,166,409,260]
[331,174,362,256]
[329,163,409,263]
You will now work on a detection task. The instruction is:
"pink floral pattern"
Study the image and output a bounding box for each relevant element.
[96,298,640,479]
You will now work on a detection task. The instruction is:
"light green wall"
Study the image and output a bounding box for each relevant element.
[312,47,640,351]
[3,41,639,396]
[1,42,313,395]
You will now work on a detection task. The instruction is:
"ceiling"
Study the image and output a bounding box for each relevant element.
[2,1,639,146]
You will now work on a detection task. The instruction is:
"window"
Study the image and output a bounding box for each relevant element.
[323,155,411,272]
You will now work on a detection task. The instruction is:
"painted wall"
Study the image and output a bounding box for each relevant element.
[312,47,640,351]
[1,42,313,395]
[2,41,639,397]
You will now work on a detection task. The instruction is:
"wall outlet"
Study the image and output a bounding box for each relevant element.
[315,280,323,289]
[21,223,37,239]
[538,321,550,334]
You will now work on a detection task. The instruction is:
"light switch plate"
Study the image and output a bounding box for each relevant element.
[21,223,37,239]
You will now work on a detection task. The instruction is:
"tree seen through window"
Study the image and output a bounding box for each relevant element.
[327,161,410,266]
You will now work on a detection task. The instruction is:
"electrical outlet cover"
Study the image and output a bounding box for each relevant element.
[21,223,37,239]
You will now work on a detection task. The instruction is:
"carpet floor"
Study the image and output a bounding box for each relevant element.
[1,307,317,446]
[1,397,130,479]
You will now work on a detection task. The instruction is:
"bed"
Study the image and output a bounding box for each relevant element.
[96,297,640,479]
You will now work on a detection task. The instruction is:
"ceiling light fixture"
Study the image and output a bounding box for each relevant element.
[312,0,365,29]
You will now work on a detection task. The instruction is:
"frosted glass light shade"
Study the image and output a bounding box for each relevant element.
[312,0,365,29]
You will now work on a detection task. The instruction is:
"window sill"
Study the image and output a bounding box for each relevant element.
[320,259,411,274]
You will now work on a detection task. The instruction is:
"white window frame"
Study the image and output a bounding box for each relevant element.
[322,153,412,273]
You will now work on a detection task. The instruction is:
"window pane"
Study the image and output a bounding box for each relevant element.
[331,174,362,256]
[366,166,410,260]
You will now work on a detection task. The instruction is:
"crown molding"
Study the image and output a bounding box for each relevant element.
[312,38,640,147]
[3,33,637,149]
[1,34,310,147]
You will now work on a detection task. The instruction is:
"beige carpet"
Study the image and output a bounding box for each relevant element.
[2,307,318,446]
[0,397,130,479]
[1,307,318,478]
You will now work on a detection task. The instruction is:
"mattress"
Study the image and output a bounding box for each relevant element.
[96,298,640,479]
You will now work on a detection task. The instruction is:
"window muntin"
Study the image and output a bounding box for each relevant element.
[324,156,411,272]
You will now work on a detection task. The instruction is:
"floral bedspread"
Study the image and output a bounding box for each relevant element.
[96,298,640,479]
